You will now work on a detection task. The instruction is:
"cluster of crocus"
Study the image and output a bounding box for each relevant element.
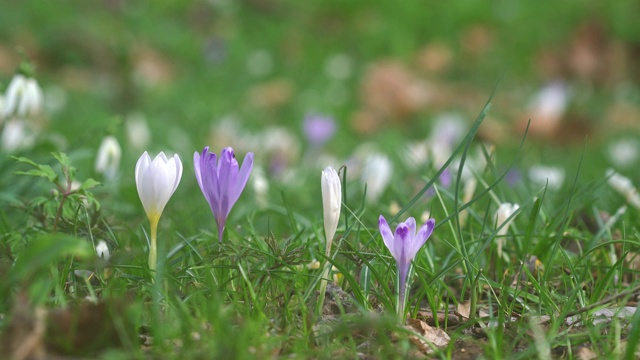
[134,146,254,272]
[379,215,435,319]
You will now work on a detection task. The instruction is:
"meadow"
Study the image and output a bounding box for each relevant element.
[1,1,640,359]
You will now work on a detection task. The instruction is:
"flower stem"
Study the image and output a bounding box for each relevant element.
[397,264,409,322]
[316,236,333,317]
[149,215,159,272]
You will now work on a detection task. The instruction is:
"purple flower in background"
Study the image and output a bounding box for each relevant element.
[379,215,435,319]
[505,168,522,187]
[194,147,254,242]
[303,114,336,146]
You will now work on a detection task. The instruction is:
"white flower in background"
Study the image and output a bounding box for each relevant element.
[427,113,467,168]
[495,202,520,258]
[495,203,520,237]
[246,50,273,77]
[529,81,569,120]
[126,112,151,150]
[1,119,35,152]
[2,74,44,119]
[361,153,392,202]
[402,141,429,170]
[261,127,300,178]
[607,139,640,168]
[606,169,640,209]
[95,240,110,261]
[528,165,565,190]
[324,53,353,81]
[527,81,570,135]
[429,113,466,146]
[95,136,122,180]
[251,165,269,208]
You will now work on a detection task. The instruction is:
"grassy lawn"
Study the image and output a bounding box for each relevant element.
[1,1,640,358]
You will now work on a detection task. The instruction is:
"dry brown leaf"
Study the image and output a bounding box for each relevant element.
[576,346,598,360]
[456,300,471,320]
[360,61,431,120]
[405,318,451,354]
[131,44,175,87]
[460,25,494,57]
[247,78,295,109]
[415,42,453,74]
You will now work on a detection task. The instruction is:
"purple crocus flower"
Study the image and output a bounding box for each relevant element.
[303,114,336,146]
[379,215,435,318]
[194,147,254,242]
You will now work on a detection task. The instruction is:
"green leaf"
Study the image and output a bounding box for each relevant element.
[51,152,71,168]
[80,178,101,191]
[14,166,58,182]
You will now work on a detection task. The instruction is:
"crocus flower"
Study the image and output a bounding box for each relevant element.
[321,166,341,254]
[379,215,435,319]
[125,112,151,150]
[607,169,640,210]
[495,203,520,258]
[95,136,122,180]
[135,151,183,271]
[528,165,565,190]
[361,153,392,202]
[317,166,342,316]
[303,114,336,147]
[194,147,254,242]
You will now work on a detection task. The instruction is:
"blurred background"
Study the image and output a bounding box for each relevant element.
[1,0,640,231]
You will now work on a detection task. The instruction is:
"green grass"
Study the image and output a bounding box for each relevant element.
[1,1,640,359]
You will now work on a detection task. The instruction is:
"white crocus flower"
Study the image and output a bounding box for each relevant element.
[361,153,392,202]
[252,165,269,208]
[135,151,183,271]
[495,203,519,259]
[125,113,151,150]
[95,136,122,180]
[96,240,111,261]
[496,203,519,237]
[2,74,44,119]
[606,169,640,210]
[529,165,565,190]
[319,166,342,315]
[321,166,341,252]
[607,139,640,168]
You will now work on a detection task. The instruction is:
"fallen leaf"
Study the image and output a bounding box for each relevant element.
[576,346,598,360]
[457,300,471,320]
[405,318,451,354]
